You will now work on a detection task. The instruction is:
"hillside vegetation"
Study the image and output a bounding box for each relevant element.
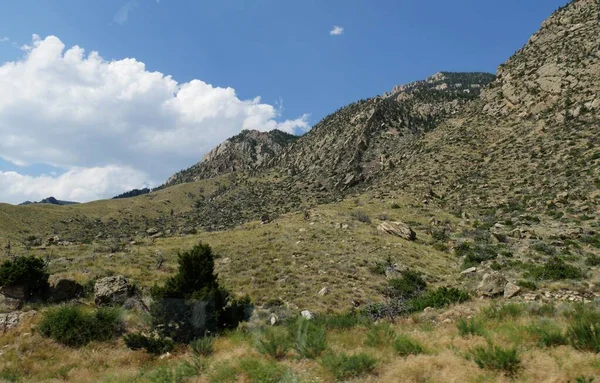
[1,1,600,382]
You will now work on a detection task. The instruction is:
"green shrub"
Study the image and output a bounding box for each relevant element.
[528,303,557,317]
[457,318,486,337]
[146,362,197,383]
[528,320,567,348]
[517,280,537,291]
[238,358,288,383]
[585,255,600,266]
[315,311,364,329]
[387,270,427,298]
[294,317,327,359]
[255,327,291,359]
[393,334,424,357]
[124,333,174,355]
[454,242,472,257]
[0,255,49,300]
[407,287,470,312]
[567,307,600,352]
[208,361,237,383]
[321,352,377,381]
[191,335,215,357]
[365,322,396,347]
[39,306,121,347]
[149,243,250,344]
[351,211,371,223]
[527,258,584,280]
[481,303,524,321]
[467,343,521,376]
[532,242,557,255]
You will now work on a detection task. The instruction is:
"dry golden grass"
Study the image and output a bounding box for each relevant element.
[4,300,600,382]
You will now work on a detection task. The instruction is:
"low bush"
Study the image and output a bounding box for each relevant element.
[294,317,327,359]
[351,211,371,223]
[393,335,424,357]
[39,306,121,347]
[238,358,289,383]
[321,352,377,381]
[528,320,567,348]
[407,287,470,312]
[315,311,365,329]
[457,318,486,337]
[124,333,174,355]
[387,270,427,299]
[0,255,49,300]
[255,327,291,359]
[481,303,524,321]
[467,343,521,376]
[365,322,396,347]
[567,308,600,352]
[191,335,215,357]
[527,258,584,280]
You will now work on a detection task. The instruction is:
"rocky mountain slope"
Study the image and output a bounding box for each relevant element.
[378,0,600,221]
[162,129,297,188]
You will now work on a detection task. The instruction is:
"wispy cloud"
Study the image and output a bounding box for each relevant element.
[0,37,9,43]
[113,0,139,25]
[329,26,344,36]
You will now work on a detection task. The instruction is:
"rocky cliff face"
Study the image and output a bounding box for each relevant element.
[482,0,600,122]
[378,0,600,219]
[270,72,494,191]
[163,129,297,187]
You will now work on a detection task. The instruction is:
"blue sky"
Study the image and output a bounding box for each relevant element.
[0,0,569,203]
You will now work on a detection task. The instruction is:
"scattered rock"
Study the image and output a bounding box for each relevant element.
[0,286,26,301]
[48,278,83,303]
[460,267,477,276]
[377,221,416,241]
[0,294,22,313]
[0,311,36,333]
[269,314,279,326]
[301,310,314,320]
[503,282,521,299]
[318,287,329,296]
[476,272,507,297]
[123,296,149,312]
[94,276,134,306]
[522,293,539,301]
[146,227,159,236]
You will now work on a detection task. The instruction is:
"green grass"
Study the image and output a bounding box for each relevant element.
[527,320,567,348]
[457,317,486,337]
[467,343,521,376]
[393,334,425,357]
[293,317,328,359]
[365,322,396,347]
[255,327,291,360]
[321,352,377,381]
[238,358,290,383]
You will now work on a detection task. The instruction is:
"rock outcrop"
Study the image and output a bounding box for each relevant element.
[94,276,134,306]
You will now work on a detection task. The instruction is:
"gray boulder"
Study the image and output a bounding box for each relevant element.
[0,285,26,300]
[504,282,522,299]
[94,276,134,306]
[0,310,37,332]
[48,278,83,303]
[0,294,22,313]
[377,221,416,241]
[477,272,507,297]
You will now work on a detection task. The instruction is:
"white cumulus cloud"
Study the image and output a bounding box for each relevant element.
[0,35,310,204]
[329,26,344,36]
